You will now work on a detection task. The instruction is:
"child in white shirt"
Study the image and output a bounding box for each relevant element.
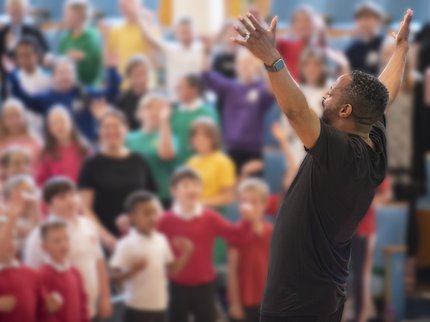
[110,190,193,322]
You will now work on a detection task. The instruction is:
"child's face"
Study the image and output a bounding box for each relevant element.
[119,0,140,19]
[49,191,80,218]
[129,63,149,92]
[48,109,73,142]
[64,5,86,29]
[172,178,202,206]
[138,99,165,129]
[7,2,26,24]
[239,189,267,219]
[130,200,161,234]
[191,128,213,154]
[301,56,324,86]
[15,44,38,72]
[5,152,31,179]
[235,51,261,83]
[42,227,70,263]
[53,62,76,92]
[2,105,25,134]
[176,23,193,45]
[292,10,315,40]
[355,15,382,38]
[176,78,199,103]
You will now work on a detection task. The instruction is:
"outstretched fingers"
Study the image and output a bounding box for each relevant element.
[269,16,278,34]
[246,13,264,32]
[239,16,256,34]
[233,24,248,38]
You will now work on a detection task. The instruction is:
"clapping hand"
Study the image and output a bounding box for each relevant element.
[173,237,194,255]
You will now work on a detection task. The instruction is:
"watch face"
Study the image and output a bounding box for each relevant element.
[274,59,284,71]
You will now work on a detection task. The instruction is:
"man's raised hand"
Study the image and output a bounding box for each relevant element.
[392,9,413,48]
[232,13,280,66]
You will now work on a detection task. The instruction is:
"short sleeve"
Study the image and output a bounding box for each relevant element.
[220,156,236,187]
[23,228,44,268]
[306,120,354,170]
[110,240,130,270]
[77,157,95,189]
[161,235,174,264]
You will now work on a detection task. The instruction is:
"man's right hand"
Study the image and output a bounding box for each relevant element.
[232,13,281,66]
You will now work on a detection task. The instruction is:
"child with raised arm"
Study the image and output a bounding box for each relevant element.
[8,56,120,141]
[228,178,273,322]
[24,177,112,320]
[158,167,255,322]
[38,220,90,322]
[110,190,193,322]
[0,201,60,322]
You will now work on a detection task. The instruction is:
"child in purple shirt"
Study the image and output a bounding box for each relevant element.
[202,49,274,172]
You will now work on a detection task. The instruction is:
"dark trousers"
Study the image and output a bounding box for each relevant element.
[351,235,373,322]
[169,281,217,322]
[230,305,261,322]
[124,307,167,322]
[260,305,344,322]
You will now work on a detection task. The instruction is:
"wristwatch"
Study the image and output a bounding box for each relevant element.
[264,58,285,72]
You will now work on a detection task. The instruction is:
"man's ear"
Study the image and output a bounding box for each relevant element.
[339,104,353,118]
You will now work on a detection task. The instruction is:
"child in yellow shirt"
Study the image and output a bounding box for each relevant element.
[187,117,236,209]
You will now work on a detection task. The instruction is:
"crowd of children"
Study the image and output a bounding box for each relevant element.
[0,0,429,321]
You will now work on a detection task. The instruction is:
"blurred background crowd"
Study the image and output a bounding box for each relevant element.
[0,0,429,322]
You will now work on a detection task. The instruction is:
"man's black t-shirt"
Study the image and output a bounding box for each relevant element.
[261,119,387,320]
[78,152,158,235]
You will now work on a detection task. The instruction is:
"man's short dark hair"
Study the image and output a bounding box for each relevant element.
[40,220,68,240]
[15,36,41,55]
[171,167,202,187]
[42,177,76,204]
[344,70,389,126]
[124,190,157,214]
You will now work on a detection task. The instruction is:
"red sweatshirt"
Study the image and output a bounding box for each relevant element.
[158,208,251,285]
[37,264,89,322]
[0,266,42,322]
[230,221,273,307]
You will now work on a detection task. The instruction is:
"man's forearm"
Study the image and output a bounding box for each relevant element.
[263,51,310,118]
[379,44,409,109]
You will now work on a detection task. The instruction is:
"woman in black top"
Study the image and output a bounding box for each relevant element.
[78,109,157,250]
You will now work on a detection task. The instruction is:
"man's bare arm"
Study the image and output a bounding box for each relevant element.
[232,14,320,149]
[379,9,413,109]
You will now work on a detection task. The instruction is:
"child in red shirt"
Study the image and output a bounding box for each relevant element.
[0,205,60,322]
[157,167,255,322]
[228,178,273,322]
[38,220,89,322]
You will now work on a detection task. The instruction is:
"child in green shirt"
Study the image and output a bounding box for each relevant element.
[171,74,219,164]
[126,93,178,207]
[58,0,103,86]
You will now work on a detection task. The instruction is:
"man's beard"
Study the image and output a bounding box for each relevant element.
[321,109,332,124]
